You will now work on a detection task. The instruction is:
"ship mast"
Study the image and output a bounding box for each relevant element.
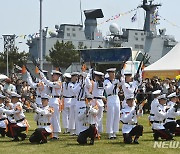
[140,0,161,35]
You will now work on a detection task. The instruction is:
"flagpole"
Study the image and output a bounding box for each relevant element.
[39,0,43,70]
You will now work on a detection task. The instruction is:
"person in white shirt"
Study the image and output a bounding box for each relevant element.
[0,94,8,137]
[68,72,79,135]
[77,95,98,145]
[61,73,72,134]
[152,94,174,141]
[2,92,28,141]
[104,68,121,139]
[39,70,62,140]
[29,94,54,144]
[121,95,143,144]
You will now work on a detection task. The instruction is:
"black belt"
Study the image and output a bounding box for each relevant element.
[154,120,165,124]
[78,99,85,101]
[123,122,137,125]
[150,114,154,116]
[107,94,117,97]
[16,118,25,123]
[167,117,175,120]
[37,95,41,98]
[0,118,6,121]
[37,122,51,126]
[94,97,102,99]
[63,96,75,98]
[52,96,60,98]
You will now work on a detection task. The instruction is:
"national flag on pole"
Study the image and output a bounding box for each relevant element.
[131,12,137,22]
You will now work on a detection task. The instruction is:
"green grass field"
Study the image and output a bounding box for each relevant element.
[0,113,180,154]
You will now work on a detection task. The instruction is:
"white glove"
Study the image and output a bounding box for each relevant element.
[39,71,45,79]
[31,103,37,109]
[139,104,143,110]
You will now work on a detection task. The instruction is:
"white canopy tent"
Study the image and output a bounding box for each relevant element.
[144,42,180,79]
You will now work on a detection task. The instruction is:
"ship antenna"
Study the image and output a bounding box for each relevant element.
[80,0,83,27]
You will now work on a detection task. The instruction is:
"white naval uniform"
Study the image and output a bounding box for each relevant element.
[149,98,159,123]
[78,104,98,133]
[68,82,78,132]
[34,106,53,133]
[4,103,16,124]
[92,80,104,133]
[62,82,72,130]
[121,69,141,108]
[121,105,143,134]
[104,78,121,135]
[73,77,92,135]
[0,103,7,129]
[165,105,180,123]
[3,102,28,128]
[42,77,62,137]
[152,103,169,130]
[27,72,49,107]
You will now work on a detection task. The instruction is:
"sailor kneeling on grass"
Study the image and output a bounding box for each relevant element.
[121,94,143,144]
[29,94,54,144]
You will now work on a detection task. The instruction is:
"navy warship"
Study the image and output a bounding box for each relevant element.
[27,0,178,64]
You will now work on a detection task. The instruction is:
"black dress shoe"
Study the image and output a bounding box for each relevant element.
[90,140,94,145]
[21,134,27,141]
[133,140,139,144]
[12,138,20,142]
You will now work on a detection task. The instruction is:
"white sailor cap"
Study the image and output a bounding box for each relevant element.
[167,92,177,98]
[0,94,6,99]
[71,72,79,76]
[94,71,104,76]
[104,73,109,78]
[157,94,167,100]
[124,70,132,75]
[42,70,48,73]
[125,94,134,100]
[41,94,49,99]
[11,92,21,98]
[152,90,161,95]
[51,70,62,75]
[86,94,93,99]
[106,68,116,72]
[80,72,87,77]
[63,73,71,78]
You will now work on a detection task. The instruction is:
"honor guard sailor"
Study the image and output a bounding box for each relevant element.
[121,95,143,144]
[40,70,62,140]
[152,94,174,141]
[0,94,8,137]
[27,70,49,107]
[3,92,28,141]
[61,73,72,134]
[149,90,161,125]
[92,71,105,136]
[77,95,98,145]
[29,94,54,144]
[104,68,121,139]
[68,72,79,135]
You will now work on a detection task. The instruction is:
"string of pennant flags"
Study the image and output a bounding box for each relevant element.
[97,7,139,26]
[0,9,180,41]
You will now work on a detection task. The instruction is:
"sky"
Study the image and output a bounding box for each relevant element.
[0,0,180,52]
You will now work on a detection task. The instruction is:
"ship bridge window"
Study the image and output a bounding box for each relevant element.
[73,33,76,37]
[67,28,70,31]
[141,38,144,41]
[72,28,76,31]
[135,37,138,41]
[135,44,139,49]
[67,33,70,37]
[135,32,138,35]
[141,33,144,36]
[140,45,144,49]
